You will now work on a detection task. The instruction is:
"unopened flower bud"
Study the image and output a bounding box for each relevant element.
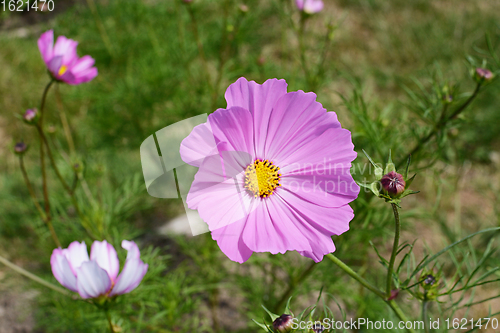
[380,171,405,196]
[14,142,28,155]
[424,274,435,286]
[273,314,293,333]
[312,323,326,333]
[239,4,248,13]
[388,289,399,300]
[23,108,38,124]
[475,68,493,81]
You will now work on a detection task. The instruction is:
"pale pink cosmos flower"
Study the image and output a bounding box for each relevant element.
[296,0,324,14]
[38,30,98,85]
[51,240,148,299]
[180,78,359,263]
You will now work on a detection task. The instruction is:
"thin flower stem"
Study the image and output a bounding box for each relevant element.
[422,300,430,333]
[104,308,116,333]
[326,254,417,333]
[273,261,316,312]
[297,14,312,89]
[37,80,62,248]
[387,300,417,333]
[19,156,47,220]
[325,254,385,299]
[55,85,76,155]
[19,156,62,247]
[386,203,401,298]
[0,254,71,297]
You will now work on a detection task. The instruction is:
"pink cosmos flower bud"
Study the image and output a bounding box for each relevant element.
[388,289,399,300]
[50,240,148,299]
[273,314,293,333]
[475,68,493,81]
[296,0,324,14]
[380,171,406,196]
[239,4,248,13]
[23,109,37,123]
[14,142,28,154]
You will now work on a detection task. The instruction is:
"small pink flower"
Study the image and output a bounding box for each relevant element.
[51,240,148,299]
[296,0,324,14]
[38,30,98,85]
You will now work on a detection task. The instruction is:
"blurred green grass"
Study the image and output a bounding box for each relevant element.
[1,0,500,332]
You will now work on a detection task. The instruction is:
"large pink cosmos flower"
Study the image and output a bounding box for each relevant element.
[38,30,98,85]
[51,240,148,299]
[180,78,359,263]
[296,0,324,14]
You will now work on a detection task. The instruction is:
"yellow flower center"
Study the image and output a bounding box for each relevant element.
[244,159,281,198]
[58,65,68,76]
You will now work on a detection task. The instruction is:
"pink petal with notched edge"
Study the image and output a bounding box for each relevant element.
[47,56,63,75]
[264,91,339,161]
[211,217,253,263]
[90,240,119,282]
[76,260,112,299]
[224,78,288,158]
[61,241,89,275]
[208,107,255,155]
[53,36,78,66]
[109,258,148,296]
[70,55,95,75]
[38,30,54,64]
[70,67,98,85]
[121,240,140,260]
[108,240,148,296]
[50,249,78,292]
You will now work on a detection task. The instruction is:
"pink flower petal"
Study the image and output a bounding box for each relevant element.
[61,241,89,275]
[224,78,288,157]
[186,148,255,231]
[121,240,140,260]
[76,260,112,299]
[208,106,255,155]
[90,240,119,282]
[70,67,98,85]
[53,35,78,66]
[279,189,354,237]
[38,30,54,65]
[50,249,78,292]
[265,91,341,162]
[109,259,148,296]
[180,122,217,167]
[70,55,95,74]
[211,218,253,263]
[277,127,359,207]
[47,56,63,75]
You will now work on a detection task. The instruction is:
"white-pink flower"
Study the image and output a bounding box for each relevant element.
[50,240,148,299]
[296,0,324,14]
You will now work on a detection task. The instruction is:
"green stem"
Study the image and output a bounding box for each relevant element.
[297,14,312,89]
[37,80,61,248]
[386,203,401,298]
[104,308,116,333]
[325,254,385,299]
[0,254,71,297]
[422,299,430,333]
[387,300,417,333]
